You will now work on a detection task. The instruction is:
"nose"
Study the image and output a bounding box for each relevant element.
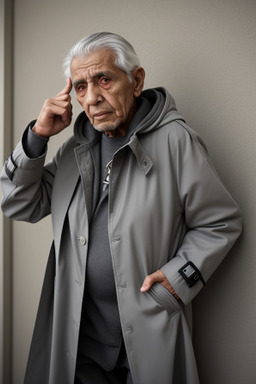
[85,83,103,105]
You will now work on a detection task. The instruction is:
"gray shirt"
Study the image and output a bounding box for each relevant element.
[78,98,152,369]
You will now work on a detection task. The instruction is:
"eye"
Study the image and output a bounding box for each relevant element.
[99,76,111,88]
[75,83,87,94]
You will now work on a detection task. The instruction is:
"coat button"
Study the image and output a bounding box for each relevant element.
[79,236,86,245]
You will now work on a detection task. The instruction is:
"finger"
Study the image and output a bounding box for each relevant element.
[61,103,73,126]
[66,77,72,93]
[47,94,72,107]
[140,270,164,292]
[42,97,71,117]
[57,78,72,97]
[39,96,72,125]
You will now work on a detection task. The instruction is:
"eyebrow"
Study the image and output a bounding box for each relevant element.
[73,71,116,88]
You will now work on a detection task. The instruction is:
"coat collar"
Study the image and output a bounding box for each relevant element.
[127,134,153,175]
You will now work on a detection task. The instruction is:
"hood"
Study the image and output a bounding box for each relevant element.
[135,87,185,135]
[73,87,185,145]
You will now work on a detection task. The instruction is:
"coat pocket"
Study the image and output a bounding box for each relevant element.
[148,283,180,318]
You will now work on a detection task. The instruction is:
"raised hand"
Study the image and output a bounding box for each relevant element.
[32,78,73,138]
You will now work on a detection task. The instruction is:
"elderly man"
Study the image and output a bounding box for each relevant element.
[1,32,242,384]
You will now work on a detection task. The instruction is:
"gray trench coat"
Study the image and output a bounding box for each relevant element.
[1,88,242,384]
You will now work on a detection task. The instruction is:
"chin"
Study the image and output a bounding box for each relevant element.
[93,122,120,133]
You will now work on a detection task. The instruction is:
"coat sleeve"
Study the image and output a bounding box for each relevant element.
[1,124,67,223]
[161,122,242,305]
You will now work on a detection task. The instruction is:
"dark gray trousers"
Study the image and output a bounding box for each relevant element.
[74,343,133,384]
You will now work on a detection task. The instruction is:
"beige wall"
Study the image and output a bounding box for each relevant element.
[1,1,13,383]
[1,0,256,382]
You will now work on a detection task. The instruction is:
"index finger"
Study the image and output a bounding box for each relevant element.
[58,78,73,96]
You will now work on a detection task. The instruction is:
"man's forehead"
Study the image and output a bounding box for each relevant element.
[71,50,119,78]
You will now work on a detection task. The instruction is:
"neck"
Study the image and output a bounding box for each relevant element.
[104,129,126,138]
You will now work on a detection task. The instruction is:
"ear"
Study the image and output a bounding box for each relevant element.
[132,67,145,97]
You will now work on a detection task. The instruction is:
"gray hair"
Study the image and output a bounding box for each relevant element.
[63,32,140,82]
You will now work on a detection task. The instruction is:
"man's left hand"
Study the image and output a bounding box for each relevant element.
[140,270,180,300]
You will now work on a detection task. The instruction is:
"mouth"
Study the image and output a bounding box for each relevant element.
[93,111,111,121]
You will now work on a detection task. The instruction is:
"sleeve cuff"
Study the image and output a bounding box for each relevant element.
[4,122,48,185]
[22,121,49,158]
[161,258,205,305]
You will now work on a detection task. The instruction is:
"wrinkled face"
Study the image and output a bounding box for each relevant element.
[71,49,144,137]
